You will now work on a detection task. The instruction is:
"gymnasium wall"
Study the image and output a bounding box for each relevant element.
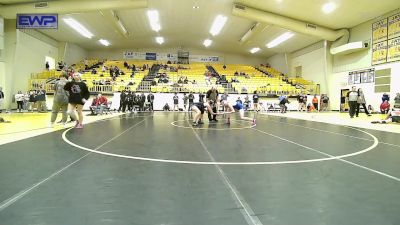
[289,43,328,94]
[88,47,266,65]
[1,20,58,109]
[64,42,88,66]
[266,53,289,75]
[329,8,400,110]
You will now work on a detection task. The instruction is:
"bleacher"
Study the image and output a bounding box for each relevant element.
[214,64,300,95]
[28,60,319,96]
[150,63,225,93]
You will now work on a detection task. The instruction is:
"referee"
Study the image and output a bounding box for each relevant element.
[206,86,219,122]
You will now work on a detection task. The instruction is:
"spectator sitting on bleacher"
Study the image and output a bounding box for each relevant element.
[123,61,128,68]
[91,68,97,74]
[234,71,239,76]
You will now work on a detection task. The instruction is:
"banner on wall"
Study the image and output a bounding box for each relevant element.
[388,13,400,40]
[123,51,219,62]
[387,37,400,62]
[348,68,375,85]
[145,52,157,60]
[189,55,219,62]
[123,51,146,60]
[372,41,388,65]
[372,18,388,43]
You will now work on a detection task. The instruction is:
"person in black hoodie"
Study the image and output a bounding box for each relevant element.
[64,73,90,129]
[147,93,154,111]
[118,90,127,112]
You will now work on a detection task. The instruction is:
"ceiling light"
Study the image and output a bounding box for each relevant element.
[250,47,260,54]
[322,2,336,14]
[147,10,161,32]
[99,39,110,46]
[193,6,200,9]
[63,18,93,39]
[209,15,227,36]
[203,39,212,47]
[156,36,164,44]
[266,32,294,48]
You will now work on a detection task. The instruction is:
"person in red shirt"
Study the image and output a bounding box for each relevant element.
[95,93,108,115]
[380,100,390,114]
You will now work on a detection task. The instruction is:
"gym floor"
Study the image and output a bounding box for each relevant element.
[0,112,399,225]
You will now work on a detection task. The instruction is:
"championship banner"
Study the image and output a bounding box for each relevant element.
[387,37,400,63]
[372,41,388,65]
[372,18,388,43]
[388,13,400,40]
[123,51,146,60]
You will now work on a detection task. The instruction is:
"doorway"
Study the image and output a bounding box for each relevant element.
[340,89,349,112]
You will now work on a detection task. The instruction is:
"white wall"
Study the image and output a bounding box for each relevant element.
[88,47,266,66]
[266,53,289,75]
[1,20,59,109]
[328,9,400,110]
[289,45,328,94]
[64,42,88,65]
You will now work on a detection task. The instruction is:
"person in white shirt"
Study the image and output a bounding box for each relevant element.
[15,91,25,112]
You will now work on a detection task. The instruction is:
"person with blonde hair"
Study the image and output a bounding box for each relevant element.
[64,73,90,129]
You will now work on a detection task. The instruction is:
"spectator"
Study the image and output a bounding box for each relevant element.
[45,61,50,70]
[356,88,371,117]
[188,92,195,110]
[89,96,99,115]
[199,92,205,103]
[118,90,127,112]
[183,93,188,111]
[298,94,306,112]
[36,88,47,113]
[15,91,24,112]
[307,103,316,112]
[320,94,329,111]
[173,93,179,111]
[312,95,319,111]
[394,93,400,108]
[382,93,390,102]
[28,90,36,112]
[279,95,289,113]
[139,93,146,111]
[147,93,154,111]
[371,105,400,124]
[163,103,170,111]
[0,87,4,113]
[380,100,390,114]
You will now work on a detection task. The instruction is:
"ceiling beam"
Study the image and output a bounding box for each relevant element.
[232,3,348,42]
[0,0,148,19]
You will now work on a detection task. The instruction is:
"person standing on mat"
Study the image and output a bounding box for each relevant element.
[188,92,195,111]
[347,86,358,118]
[147,92,154,111]
[199,92,205,103]
[49,74,69,127]
[64,73,90,129]
[312,95,319,111]
[118,90,127,112]
[253,91,260,111]
[0,87,4,113]
[356,88,371,117]
[206,86,219,122]
[173,93,179,111]
[183,93,188,111]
